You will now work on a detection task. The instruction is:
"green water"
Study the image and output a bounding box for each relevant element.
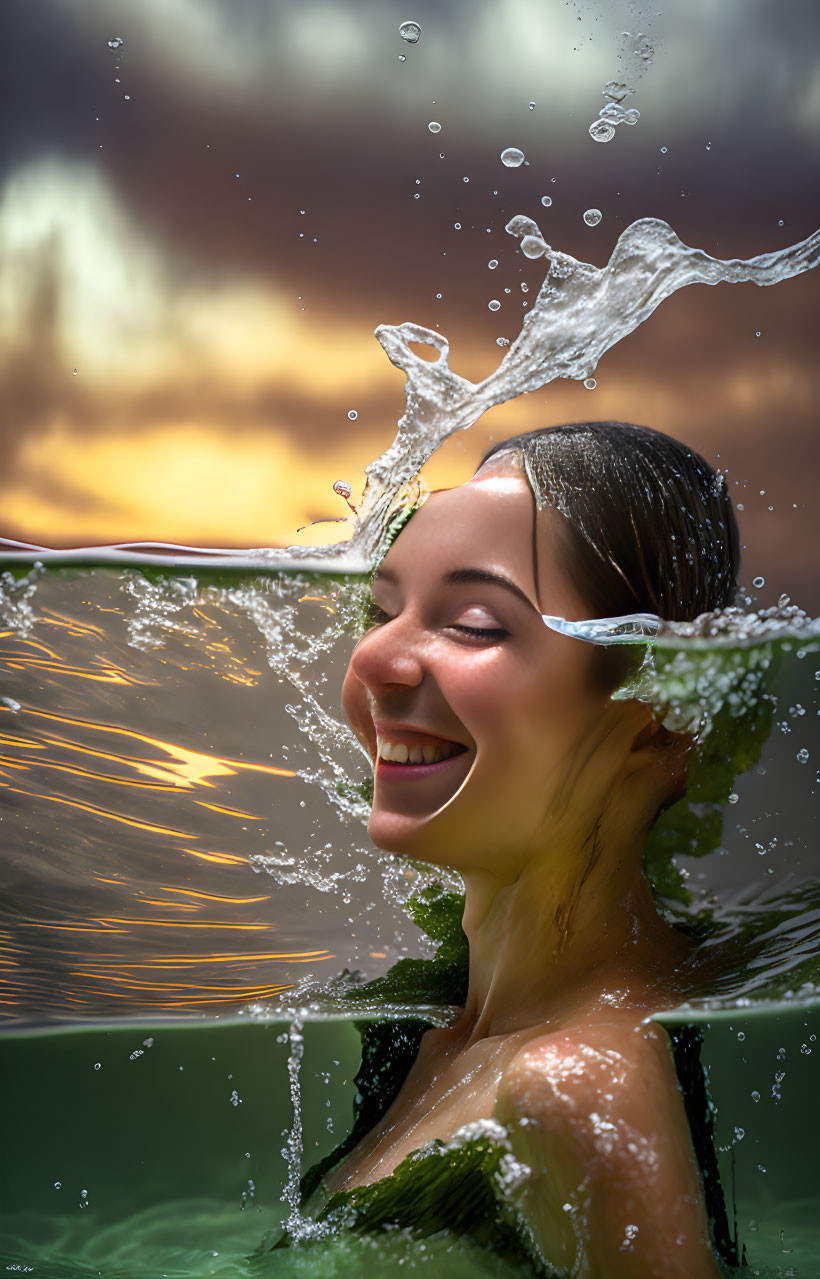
[1,1012,817,1278]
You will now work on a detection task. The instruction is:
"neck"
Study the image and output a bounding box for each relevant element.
[454,807,689,1042]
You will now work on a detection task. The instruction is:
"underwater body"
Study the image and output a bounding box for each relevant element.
[2,5,820,1274]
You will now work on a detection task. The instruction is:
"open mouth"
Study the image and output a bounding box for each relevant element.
[374,729,470,775]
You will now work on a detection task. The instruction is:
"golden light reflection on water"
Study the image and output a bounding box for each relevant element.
[0,575,343,1023]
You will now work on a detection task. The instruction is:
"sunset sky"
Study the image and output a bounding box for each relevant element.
[1,0,818,606]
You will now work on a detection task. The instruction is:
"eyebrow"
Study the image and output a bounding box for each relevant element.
[373,566,539,613]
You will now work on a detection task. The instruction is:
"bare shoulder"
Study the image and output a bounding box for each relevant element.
[494,1017,721,1277]
[497,1015,676,1135]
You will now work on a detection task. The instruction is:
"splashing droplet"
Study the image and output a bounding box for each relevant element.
[347,410,358,421]
[399,20,421,44]
[521,234,547,259]
[488,300,501,312]
[583,208,603,227]
[589,119,616,143]
[500,147,525,168]
[540,195,552,207]
[584,377,597,390]
[428,121,441,134]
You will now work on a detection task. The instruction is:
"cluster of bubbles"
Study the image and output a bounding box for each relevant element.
[589,80,641,144]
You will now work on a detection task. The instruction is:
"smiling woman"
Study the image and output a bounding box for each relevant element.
[267,421,743,1276]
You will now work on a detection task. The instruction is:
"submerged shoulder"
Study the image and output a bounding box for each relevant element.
[497,1016,676,1133]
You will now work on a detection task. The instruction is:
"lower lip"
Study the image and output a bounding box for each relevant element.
[376,752,468,780]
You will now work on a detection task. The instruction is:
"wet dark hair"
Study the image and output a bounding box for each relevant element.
[479,421,740,625]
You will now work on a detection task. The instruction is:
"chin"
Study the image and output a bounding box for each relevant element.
[367,809,467,871]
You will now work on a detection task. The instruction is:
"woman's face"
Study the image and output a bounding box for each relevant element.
[341,472,624,874]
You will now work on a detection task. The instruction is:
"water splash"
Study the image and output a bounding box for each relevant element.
[4,217,817,575]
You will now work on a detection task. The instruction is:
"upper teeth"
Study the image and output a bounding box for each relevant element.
[377,735,461,765]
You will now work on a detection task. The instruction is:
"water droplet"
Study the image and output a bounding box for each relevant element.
[54,1182,62,1189]
[72,368,78,376]
[589,120,616,143]
[500,147,525,168]
[398,53,406,62]
[346,410,358,421]
[728,793,739,804]
[583,208,602,227]
[705,141,712,150]
[399,20,421,44]
[752,575,765,588]
[488,300,501,312]
[737,1031,746,1041]
[107,36,124,50]
[428,121,441,134]
[660,145,668,154]
[94,1062,101,1070]
[734,1127,745,1141]
[584,378,597,390]
[124,94,130,101]
[540,195,552,207]
[778,219,784,227]
[488,259,498,269]
[333,481,352,500]
[435,292,442,299]
[528,101,536,110]
[755,330,761,337]
[462,176,469,183]
[496,337,510,347]
[521,234,546,259]
[453,222,461,230]
[796,748,809,764]
[751,1090,760,1102]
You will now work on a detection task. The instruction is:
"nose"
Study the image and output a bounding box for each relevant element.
[346,614,426,697]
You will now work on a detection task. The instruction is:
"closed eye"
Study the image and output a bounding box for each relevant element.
[448,623,508,641]
[363,599,392,630]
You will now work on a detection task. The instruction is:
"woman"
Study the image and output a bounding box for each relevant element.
[277,422,741,1276]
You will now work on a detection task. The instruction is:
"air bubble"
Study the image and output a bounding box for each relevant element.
[796,749,809,764]
[778,219,784,227]
[589,120,616,143]
[54,1182,62,1189]
[399,21,421,43]
[428,121,441,134]
[583,208,602,227]
[94,1062,101,1070]
[500,147,525,168]
[728,793,739,804]
[488,259,498,269]
[541,195,552,207]
[755,331,761,337]
[752,576,765,588]
[737,1031,746,1041]
[496,337,510,347]
[488,300,501,311]
[347,410,358,421]
[454,222,461,230]
[660,146,668,154]
[584,378,597,390]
